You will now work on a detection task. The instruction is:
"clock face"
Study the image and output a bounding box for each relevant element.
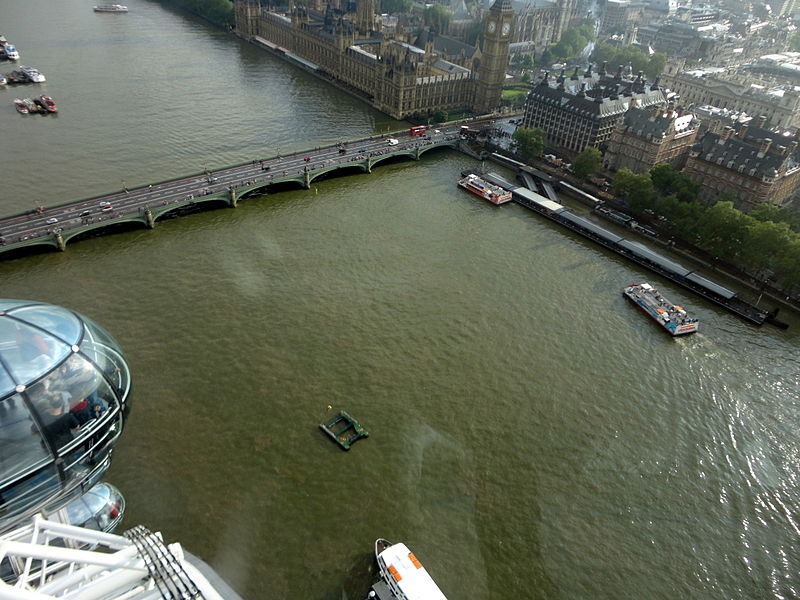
[487,20,496,33]
[502,22,511,35]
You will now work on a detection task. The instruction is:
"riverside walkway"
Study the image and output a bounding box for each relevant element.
[0,127,462,257]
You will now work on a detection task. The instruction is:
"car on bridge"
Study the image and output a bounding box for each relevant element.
[101,205,113,213]
[46,218,58,224]
[387,138,399,146]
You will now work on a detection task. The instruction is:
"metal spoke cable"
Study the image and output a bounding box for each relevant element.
[124,525,205,600]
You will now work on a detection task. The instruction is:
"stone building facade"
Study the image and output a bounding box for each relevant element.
[603,106,700,173]
[510,0,576,57]
[234,0,514,119]
[684,123,800,208]
[521,64,667,154]
[660,61,800,130]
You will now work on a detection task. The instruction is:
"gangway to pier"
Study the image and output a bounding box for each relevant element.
[518,171,539,193]
[539,181,559,203]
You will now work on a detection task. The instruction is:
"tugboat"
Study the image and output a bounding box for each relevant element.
[623,282,699,336]
[39,94,58,112]
[371,538,448,600]
[13,98,29,114]
[457,173,513,205]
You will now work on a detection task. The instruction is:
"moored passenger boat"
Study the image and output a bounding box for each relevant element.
[19,65,45,82]
[457,173,512,205]
[372,538,448,600]
[623,282,699,336]
[39,94,58,112]
[4,44,20,61]
[94,4,129,11]
[22,98,40,113]
[13,98,28,114]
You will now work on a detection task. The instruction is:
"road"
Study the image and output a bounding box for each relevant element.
[0,126,463,246]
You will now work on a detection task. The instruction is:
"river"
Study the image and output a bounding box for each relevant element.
[1,2,799,599]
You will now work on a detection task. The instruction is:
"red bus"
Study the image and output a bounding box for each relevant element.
[409,125,427,136]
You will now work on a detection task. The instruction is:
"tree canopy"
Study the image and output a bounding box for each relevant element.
[424,4,451,32]
[610,164,800,293]
[160,0,234,26]
[791,30,800,52]
[379,0,412,14]
[544,20,595,62]
[572,147,602,179]
[590,43,667,79]
[512,127,547,161]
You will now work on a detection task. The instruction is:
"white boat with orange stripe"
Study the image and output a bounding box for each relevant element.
[371,538,448,600]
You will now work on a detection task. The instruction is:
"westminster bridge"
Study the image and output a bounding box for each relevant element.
[0,127,465,257]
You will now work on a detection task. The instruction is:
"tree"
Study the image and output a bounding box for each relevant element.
[512,127,547,161]
[173,0,234,26]
[464,17,484,46]
[611,168,653,201]
[379,0,412,13]
[430,110,448,123]
[791,30,800,52]
[740,219,793,277]
[650,163,678,193]
[424,4,451,32]
[572,147,602,179]
[646,53,667,79]
[694,201,750,259]
[590,42,617,65]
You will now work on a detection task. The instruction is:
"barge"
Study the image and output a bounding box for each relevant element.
[318,410,368,450]
[623,282,699,335]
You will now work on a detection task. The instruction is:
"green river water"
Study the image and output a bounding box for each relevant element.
[1,2,799,598]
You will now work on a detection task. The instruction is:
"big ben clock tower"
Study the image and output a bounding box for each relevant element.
[474,0,515,114]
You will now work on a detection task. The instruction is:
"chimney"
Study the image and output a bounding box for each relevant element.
[737,123,748,139]
[788,140,799,155]
[719,126,734,142]
[600,61,607,76]
[759,137,773,154]
[755,115,767,128]
[577,82,587,97]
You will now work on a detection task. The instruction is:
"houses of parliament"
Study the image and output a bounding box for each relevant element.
[234,0,518,119]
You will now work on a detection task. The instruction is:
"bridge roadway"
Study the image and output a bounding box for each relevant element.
[0,126,463,256]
